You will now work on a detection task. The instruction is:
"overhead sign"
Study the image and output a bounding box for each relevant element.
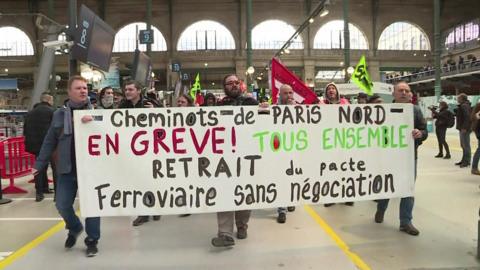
[171,62,181,72]
[181,73,190,81]
[71,5,115,72]
[74,104,415,217]
[139,29,154,45]
[0,79,18,90]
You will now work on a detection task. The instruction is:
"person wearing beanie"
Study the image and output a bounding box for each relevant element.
[367,93,383,104]
[357,92,368,104]
[203,92,217,106]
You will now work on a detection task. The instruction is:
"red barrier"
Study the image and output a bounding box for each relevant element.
[0,137,35,194]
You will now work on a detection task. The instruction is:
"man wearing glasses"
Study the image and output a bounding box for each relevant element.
[211,74,258,247]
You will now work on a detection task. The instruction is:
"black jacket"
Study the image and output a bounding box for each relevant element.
[456,101,471,131]
[24,102,54,155]
[433,107,454,129]
[118,96,159,108]
[218,95,258,106]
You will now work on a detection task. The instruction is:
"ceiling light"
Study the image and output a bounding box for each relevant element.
[320,9,329,17]
[309,18,314,23]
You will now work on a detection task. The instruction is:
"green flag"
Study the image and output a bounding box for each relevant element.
[190,73,201,101]
[351,55,374,96]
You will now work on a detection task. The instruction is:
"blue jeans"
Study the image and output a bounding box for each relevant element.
[460,130,471,164]
[376,160,417,226]
[56,171,100,241]
[472,138,480,170]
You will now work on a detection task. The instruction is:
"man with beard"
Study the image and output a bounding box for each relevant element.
[211,74,258,247]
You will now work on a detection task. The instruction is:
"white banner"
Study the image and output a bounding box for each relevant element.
[74,104,415,217]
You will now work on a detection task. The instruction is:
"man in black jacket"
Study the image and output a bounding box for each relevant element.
[455,93,472,167]
[118,81,160,226]
[431,101,454,159]
[211,74,258,248]
[374,81,428,236]
[24,93,55,202]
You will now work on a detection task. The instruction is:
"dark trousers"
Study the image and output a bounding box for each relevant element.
[34,154,57,196]
[460,130,472,164]
[436,127,449,155]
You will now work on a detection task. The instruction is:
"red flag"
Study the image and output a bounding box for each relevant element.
[270,58,319,104]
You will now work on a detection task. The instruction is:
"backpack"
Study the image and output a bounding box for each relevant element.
[446,111,455,128]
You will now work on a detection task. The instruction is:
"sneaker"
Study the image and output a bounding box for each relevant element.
[374,210,384,223]
[85,238,98,257]
[65,227,83,249]
[35,193,44,202]
[455,161,463,166]
[399,223,420,236]
[287,206,296,212]
[237,228,248,239]
[211,235,235,247]
[472,169,480,175]
[132,216,149,226]
[277,212,286,224]
[443,154,451,159]
[344,202,354,206]
[460,163,470,168]
[324,203,335,207]
[152,215,161,221]
[434,153,443,158]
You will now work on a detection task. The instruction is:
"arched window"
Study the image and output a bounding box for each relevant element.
[444,20,479,50]
[0,27,34,56]
[177,20,235,51]
[252,20,303,49]
[313,20,368,49]
[113,22,167,52]
[378,22,430,50]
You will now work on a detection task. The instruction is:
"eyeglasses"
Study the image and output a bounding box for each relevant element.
[225,80,241,86]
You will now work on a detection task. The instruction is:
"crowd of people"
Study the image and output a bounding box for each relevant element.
[23,74,428,257]
[429,93,480,175]
[385,54,479,83]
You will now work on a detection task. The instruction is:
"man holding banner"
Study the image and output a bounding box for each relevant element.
[32,76,100,257]
[374,81,428,236]
[119,80,160,227]
[320,83,354,208]
[275,84,297,224]
[211,74,258,247]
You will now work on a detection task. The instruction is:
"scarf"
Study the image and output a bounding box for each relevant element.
[64,99,93,135]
